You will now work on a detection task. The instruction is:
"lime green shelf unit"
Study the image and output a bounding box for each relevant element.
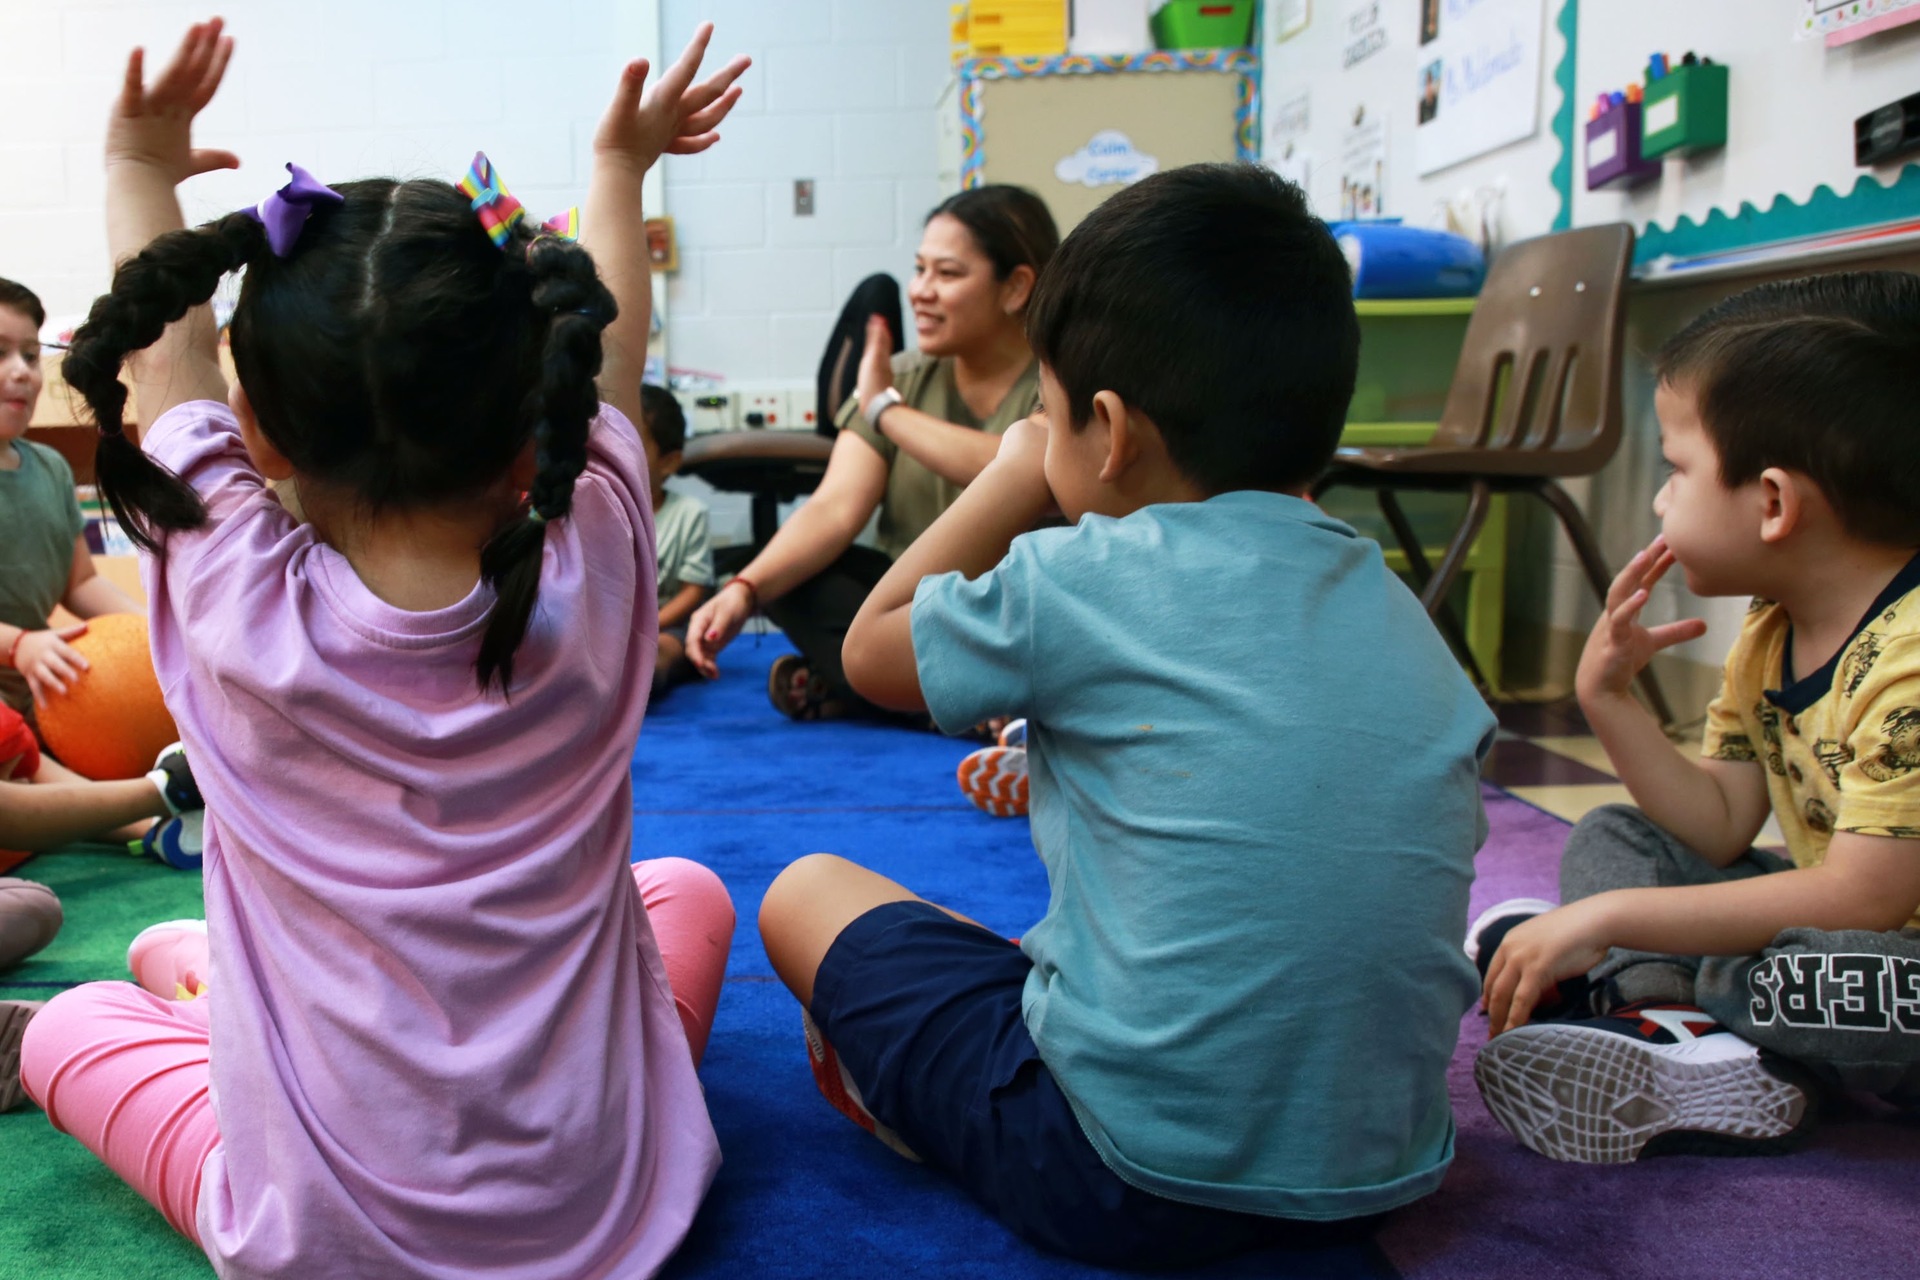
[1331,299,1507,691]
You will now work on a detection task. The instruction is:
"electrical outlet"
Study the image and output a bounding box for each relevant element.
[737,388,785,430]
[785,388,820,432]
[688,393,732,435]
[794,179,815,217]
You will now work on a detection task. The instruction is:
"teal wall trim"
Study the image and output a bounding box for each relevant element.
[1550,0,1578,233]
[1634,167,1920,265]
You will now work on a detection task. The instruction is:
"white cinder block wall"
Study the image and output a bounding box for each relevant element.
[658,0,954,384]
[1,0,661,325]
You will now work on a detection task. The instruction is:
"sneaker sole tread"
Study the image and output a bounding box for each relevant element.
[1475,1021,1808,1164]
[957,746,1028,818]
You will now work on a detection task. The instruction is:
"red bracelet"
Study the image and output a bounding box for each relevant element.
[3,630,24,670]
[729,576,760,611]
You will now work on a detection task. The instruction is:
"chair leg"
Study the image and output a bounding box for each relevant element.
[1379,490,1491,692]
[1536,481,1678,728]
[1422,481,1490,620]
[1376,490,1434,585]
[751,492,780,550]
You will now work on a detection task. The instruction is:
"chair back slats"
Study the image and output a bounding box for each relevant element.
[1428,223,1633,476]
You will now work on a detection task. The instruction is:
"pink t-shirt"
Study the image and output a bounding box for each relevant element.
[141,402,719,1279]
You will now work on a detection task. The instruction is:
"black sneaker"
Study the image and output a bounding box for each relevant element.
[146,742,203,816]
[1475,1001,1813,1163]
[1464,898,1557,978]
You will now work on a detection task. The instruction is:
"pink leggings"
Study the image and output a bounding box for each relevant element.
[18,858,733,1247]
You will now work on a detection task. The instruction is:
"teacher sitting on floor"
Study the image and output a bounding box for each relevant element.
[686,185,1059,722]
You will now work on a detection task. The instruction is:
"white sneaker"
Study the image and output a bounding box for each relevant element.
[1474,1001,1812,1163]
[1464,897,1558,964]
[127,919,211,1000]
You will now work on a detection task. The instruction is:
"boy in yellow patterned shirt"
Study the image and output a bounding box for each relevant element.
[1469,271,1920,1163]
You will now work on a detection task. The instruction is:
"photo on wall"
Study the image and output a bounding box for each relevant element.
[1413,0,1543,176]
[1420,0,1440,45]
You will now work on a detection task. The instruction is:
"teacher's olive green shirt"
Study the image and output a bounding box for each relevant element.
[836,350,1039,560]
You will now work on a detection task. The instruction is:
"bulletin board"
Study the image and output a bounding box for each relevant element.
[1259,0,1920,267]
[1258,0,1570,247]
[959,52,1260,233]
[1570,0,1920,266]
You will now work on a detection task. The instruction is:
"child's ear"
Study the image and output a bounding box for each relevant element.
[231,381,294,481]
[1088,390,1133,483]
[1756,466,1808,544]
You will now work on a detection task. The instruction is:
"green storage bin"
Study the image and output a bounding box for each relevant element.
[1149,0,1255,49]
[1641,63,1728,158]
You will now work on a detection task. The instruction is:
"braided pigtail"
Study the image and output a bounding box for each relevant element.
[64,213,266,553]
[474,234,617,693]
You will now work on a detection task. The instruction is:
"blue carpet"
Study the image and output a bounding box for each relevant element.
[646,636,1393,1279]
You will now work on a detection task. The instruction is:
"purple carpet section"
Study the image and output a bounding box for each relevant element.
[1376,788,1920,1280]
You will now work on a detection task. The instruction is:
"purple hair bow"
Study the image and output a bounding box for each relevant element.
[240,163,344,257]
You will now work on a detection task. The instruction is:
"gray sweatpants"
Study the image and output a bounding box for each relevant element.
[1562,805,1920,1102]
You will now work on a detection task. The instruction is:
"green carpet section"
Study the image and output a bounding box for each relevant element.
[1,849,214,1278]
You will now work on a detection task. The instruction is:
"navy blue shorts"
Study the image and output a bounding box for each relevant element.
[810,901,1354,1268]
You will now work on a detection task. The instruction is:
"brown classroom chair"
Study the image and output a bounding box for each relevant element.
[1313,221,1676,726]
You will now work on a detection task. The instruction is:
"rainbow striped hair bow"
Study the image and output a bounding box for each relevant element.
[456,152,580,248]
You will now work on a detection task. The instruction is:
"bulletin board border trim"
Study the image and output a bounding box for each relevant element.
[1555,0,1920,263]
[956,50,1263,190]
[1550,0,1578,231]
[1634,168,1920,266]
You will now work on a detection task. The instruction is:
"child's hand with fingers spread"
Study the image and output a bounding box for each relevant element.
[593,22,751,173]
[1482,898,1613,1036]
[15,624,91,704]
[1575,535,1708,705]
[106,17,239,184]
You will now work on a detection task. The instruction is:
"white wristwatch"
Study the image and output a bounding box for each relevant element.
[863,387,904,431]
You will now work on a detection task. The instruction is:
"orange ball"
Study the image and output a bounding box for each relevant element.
[35,614,178,781]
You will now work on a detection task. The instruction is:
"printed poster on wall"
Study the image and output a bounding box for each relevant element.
[1413,0,1544,177]
[1340,104,1387,218]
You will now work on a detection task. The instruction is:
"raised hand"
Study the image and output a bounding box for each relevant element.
[106,18,238,183]
[593,23,751,173]
[1575,536,1708,705]
[855,316,895,422]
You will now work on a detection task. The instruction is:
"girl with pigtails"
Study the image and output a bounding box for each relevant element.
[17,19,750,1278]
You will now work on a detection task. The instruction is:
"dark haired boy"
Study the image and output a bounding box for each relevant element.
[639,383,713,697]
[757,164,1495,1266]
[1474,271,1920,1164]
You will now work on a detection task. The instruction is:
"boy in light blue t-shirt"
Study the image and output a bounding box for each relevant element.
[759,164,1495,1268]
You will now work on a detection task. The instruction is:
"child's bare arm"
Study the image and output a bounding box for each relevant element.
[658,582,708,631]
[1578,537,1771,862]
[103,19,239,434]
[62,537,139,618]
[0,776,169,851]
[585,25,747,430]
[1484,831,1920,1034]
[843,417,1054,712]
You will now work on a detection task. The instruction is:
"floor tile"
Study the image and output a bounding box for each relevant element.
[1491,699,1590,738]
[1530,736,1618,778]
[1483,738,1617,788]
[1504,783,1634,826]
